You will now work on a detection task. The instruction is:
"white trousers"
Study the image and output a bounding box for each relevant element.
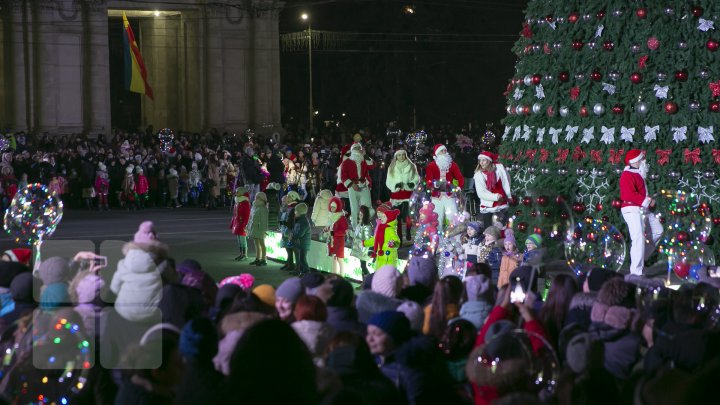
[348,186,373,228]
[621,206,663,276]
[432,195,458,234]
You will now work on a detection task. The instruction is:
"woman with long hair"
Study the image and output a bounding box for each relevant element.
[424,275,464,339]
[385,149,419,243]
[538,273,579,347]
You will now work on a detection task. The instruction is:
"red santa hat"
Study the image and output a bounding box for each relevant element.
[3,248,32,266]
[624,149,645,165]
[380,208,400,223]
[477,151,498,163]
[433,144,447,156]
[340,144,352,156]
[328,196,344,212]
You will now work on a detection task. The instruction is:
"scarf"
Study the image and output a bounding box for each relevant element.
[483,168,497,191]
[390,159,415,180]
[373,219,396,257]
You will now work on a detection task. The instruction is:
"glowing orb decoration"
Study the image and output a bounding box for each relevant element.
[4,183,63,246]
[564,217,626,276]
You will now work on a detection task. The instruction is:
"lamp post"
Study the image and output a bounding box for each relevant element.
[301,13,313,134]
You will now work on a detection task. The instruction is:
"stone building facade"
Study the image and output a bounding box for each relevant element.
[0,0,283,135]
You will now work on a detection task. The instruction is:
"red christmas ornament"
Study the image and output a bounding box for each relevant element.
[523,105,531,115]
[665,101,678,114]
[572,202,586,214]
[530,210,539,218]
[710,101,720,113]
[713,217,720,225]
[602,40,614,51]
[707,38,720,52]
[579,105,589,117]
[596,9,606,19]
[517,222,528,232]
[692,6,704,18]
[560,212,570,220]
[532,74,542,85]
[674,70,688,82]
[558,71,570,82]
[676,231,690,243]
[673,262,690,279]
[613,233,623,242]
[572,40,584,50]
[647,37,660,51]
[590,70,602,81]
[555,195,565,204]
[611,199,622,209]
[522,196,533,206]
[533,227,543,235]
[515,210,523,217]
[659,217,666,224]
[612,104,625,115]
[587,232,598,243]
[595,203,603,212]
[630,72,642,84]
[547,105,556,116]
[537,195,549,206]
[543,211,552,218]
[601,215,610,222]
[568,12,579,24]
[636,7,647,19]
[545,14,554,23]
[510,196,519,206]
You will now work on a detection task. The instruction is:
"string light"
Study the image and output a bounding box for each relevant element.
[157,128,175,153]
[3,183,63,246]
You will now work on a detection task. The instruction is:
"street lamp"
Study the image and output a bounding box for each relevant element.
[301,13,313,134]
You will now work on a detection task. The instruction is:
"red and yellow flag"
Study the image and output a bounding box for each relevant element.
[122,11,153,100]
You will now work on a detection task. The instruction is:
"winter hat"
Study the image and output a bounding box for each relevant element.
[135,166,143,174]
[379,208,400,223]
[215,284,242,308]
[219,274,255,290]
[168,168,178,177]
[3,248,32,266]
[234,187,249,198]
[98,162,106,172]
[255,192,268,203]
[266,182,282,191]
[433,144,447,156]
[327,278,354,307]
[252,284,276,307]
[371,265,401,297]
[276,277,304,303]
[525,233,542,248]
[294,203,308,216]
[586,267,619,292]
[10,272,34,303]
[134,221,158,244]
[285,191,300,202]
[180,317,219,361]
[37,257,70,286]
[393,149,407,158]
[467,222,482,235]
[75,273,104,304]
[484,226,501,241]
[595,278,634,309]
[328,196,344,213]
[368,311,411,345]
[40,283,70,310]
[301,272,325,290]
[504,230,516,245]
[406,256,438,288]
[396,301,424,332]
[0,261,28,290]
[465,274,491,301]
[624,149,645,165]
[477,151,498,163]
[484,319,516,344]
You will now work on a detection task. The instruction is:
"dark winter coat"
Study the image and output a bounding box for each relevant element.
[265,189,280,230]
[586,303,643,380]
[267,154,285,184]
[325,345,403,405]
[644,322,710,373]
[292,215,312,250]
[176,360,225,405]
[326,306,365,337]
[355,291,404,324]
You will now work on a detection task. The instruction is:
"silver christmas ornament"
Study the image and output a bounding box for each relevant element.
[527,167,537,174]
[631,44,641,53]
[576,168,588,176]
[532,103,543,114]
[559,106,570,117]
[595,169,607,177]
[523,75,533,86]
[515,105,525,115]
[532,44,542,53]
[575,73,586,81]
[588,41,597,50]
[664,7,674,16]
[656,71,668,82]
[543,74,554,82]
[704,171,715,180]
[678,40,688,50]
[689,100,701,112]
[648,174,660,181]
[668,171,680,179]
[699,69,711,80]
[556,16,565,24]
[608,71,621,81]
[635,102,649,115]
[593,103,606,116]
[511,164,520,170]
[557,168,568,175]
[536,19,545,25]
[582,14,592,22]
[612,9,623,17]
[506,105,514,115]
[540,168,551,175]
[614,168,623,175]
[553,41,562,51]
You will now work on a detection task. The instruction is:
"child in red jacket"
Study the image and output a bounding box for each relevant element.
[231,186,251,261]
[325,196,349,275]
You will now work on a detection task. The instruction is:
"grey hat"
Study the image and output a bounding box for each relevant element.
[37,257,70,286]
[276,277,304,304]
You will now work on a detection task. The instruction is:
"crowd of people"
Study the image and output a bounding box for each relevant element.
[0,219,717,404]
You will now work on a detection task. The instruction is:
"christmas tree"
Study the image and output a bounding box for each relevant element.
[499,1,720,266]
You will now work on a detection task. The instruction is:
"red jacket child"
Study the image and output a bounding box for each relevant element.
[231,188,251,236]
[326,197,349,258]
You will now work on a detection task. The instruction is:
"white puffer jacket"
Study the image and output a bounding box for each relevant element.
[110,247,163,322]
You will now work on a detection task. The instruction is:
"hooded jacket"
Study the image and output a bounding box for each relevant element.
[111,245,163,322]
[311,189,333,227]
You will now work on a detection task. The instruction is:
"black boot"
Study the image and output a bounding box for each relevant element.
[234,248,247,261]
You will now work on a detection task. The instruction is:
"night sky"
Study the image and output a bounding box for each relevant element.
[279,0,527,132]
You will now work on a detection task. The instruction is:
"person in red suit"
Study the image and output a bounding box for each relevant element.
[473,151,512,228]
[619,149,662,276]
[231,186,251,261]
[425,144,464,233]
[335,144,352,210]
[340,142,374,228]
[326,196,349,275]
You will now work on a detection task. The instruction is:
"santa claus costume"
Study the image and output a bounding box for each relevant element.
[335,144,352,211]
[364,205,401,270]
[386,149,420,243]
[340,142,374,228]
[326,196,349,275]
[619,149,663,276]
[424,144,464,233]
[473,151,512,228]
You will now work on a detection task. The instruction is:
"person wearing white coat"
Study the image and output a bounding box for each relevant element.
[473,151,512,228]
[385,149,420,242]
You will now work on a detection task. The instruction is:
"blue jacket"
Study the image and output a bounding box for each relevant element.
[292,216,312,250]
